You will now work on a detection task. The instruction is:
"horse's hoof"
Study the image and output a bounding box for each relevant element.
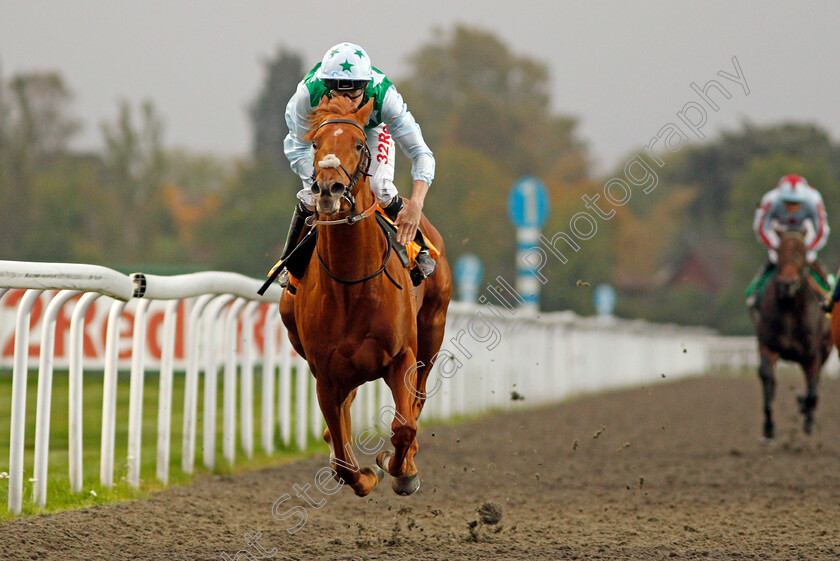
[762,422,774,441]
[376,450,420,495]
[392,472,421,496]
[804,420,814,435]
[376,450,393,472]
[758,436,774,446]
[797,394,817,415]
[362,464,386,484]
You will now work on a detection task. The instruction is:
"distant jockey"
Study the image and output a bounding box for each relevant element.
[745,174,833,309]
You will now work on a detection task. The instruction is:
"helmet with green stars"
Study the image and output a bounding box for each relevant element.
[316,42,373,91]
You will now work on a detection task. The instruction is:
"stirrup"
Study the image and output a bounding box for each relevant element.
[278,269,291,288]
[277,269,297,295]
[280,202,314,261]
[410,249,436,286]
[821,293,834,313]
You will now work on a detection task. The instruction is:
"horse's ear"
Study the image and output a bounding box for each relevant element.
[317,95,331,110]
[356,98,374,125]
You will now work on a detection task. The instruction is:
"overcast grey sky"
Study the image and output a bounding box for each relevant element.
[1,1,838,173]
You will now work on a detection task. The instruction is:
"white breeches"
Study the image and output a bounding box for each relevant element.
[296,123,398,208]
[764,221,819,264]
[767,249,818,264]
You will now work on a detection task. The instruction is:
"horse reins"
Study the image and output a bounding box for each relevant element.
[316,236,402,289]
[308,118,402,289]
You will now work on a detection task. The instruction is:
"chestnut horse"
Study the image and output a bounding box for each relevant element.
[279,96,452,497]
[753,231,832,440]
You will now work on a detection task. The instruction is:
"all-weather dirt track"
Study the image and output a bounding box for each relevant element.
[3,372,840,561]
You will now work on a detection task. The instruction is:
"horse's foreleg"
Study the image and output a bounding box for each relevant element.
[798,358,821,435]
[758,345,778,440]
[316,382,380,497]
[322,387,358,453]
[279,293,304,358]
[378,350,421,496]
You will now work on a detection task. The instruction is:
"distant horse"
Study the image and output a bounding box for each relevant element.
[753,231,832,439]
[831,283,840,381]
[278,96,452,496]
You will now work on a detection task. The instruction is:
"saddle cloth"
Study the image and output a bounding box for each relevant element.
[286,205,439,290]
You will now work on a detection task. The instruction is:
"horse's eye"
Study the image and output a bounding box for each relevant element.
[312,142,318,150]
[356,141,364,151]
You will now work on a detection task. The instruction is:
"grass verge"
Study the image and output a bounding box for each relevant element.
[0,369,327,521]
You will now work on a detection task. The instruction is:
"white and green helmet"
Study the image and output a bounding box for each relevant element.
[315,42,373,91]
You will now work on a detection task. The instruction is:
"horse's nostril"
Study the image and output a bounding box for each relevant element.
[311,183,321,195]
[330,182,345,196]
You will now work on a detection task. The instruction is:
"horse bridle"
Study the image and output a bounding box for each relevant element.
[307,118,374,227]
[307,118,402,289]
[775,232,808,298]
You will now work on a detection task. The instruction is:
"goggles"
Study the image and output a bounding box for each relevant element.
[323,78,368,92]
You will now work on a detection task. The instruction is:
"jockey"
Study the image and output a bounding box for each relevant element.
[276,41,436,289]
[745,174,832,308]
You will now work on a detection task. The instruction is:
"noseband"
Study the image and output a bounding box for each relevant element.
[307,118,374,226]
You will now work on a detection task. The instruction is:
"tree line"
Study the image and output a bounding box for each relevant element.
[2,26,839,335]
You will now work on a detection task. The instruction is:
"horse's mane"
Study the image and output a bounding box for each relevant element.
[305,96,364,142]
[778,230,806,253]
[779,230,805,242]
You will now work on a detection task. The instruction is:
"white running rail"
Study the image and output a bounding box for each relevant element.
[1,260,769,514]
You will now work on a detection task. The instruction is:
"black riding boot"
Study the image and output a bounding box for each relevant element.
[745,261,774,309]
[383,195,437,285]
[276,202,314,288]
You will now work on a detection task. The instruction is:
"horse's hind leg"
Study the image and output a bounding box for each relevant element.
[378,350,422,496]
[797,358,821,435]
[415,288,449,408]
[316,382,381,497]
[758,345,778,440]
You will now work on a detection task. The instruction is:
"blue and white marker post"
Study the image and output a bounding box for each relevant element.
[593,283,617,322]
[454,254,483,304]
[508,176,550,314]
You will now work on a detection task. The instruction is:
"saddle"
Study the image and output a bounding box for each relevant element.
[274,207,439,293]
[374,207,440,266]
